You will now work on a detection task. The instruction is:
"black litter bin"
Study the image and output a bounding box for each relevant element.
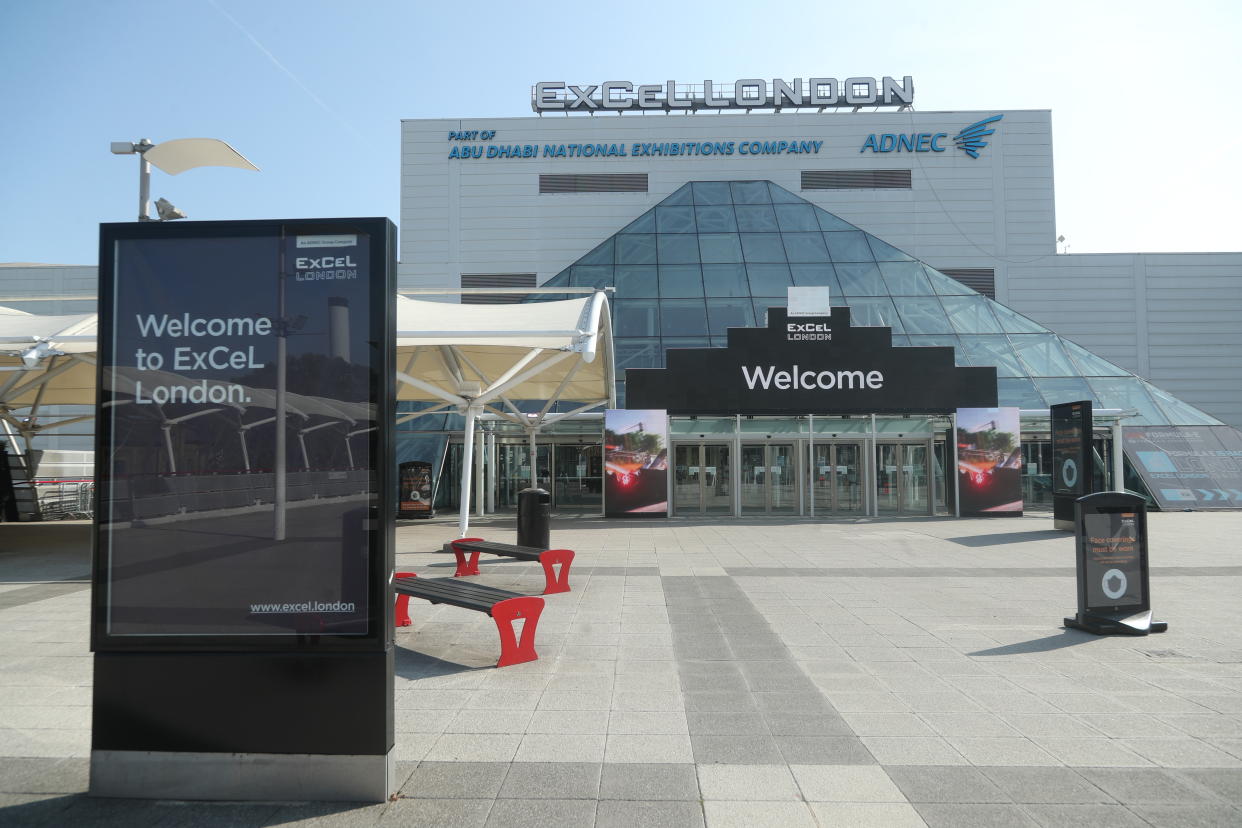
[517,487,550,549]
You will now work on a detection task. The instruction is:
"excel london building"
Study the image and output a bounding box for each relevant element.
[398,76,1242,518]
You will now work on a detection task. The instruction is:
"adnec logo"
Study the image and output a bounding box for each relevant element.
[953,115,1003,159]
[860,114,1003,159]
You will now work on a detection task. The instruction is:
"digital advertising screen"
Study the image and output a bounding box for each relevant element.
[94,220,392,645]
[398,460,434,516]
[604,409,668,517]
[1082,509,1145,611]
[1052,400,1092,497]
[956,407,1023,515]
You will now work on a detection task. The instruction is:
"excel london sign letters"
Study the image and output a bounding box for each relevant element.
[533,76,914,113]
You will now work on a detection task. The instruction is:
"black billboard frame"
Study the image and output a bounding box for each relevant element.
[1064,491,1167,636]
[1051,400,1093,530]
[91,218,397,802]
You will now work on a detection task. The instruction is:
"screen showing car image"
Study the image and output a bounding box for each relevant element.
[956,407,1023,515]
[604,409,668,517]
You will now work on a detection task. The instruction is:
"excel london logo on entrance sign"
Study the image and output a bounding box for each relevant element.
[860,114,1003,158]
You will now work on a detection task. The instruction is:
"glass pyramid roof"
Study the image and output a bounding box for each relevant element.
[528,181,1223,427]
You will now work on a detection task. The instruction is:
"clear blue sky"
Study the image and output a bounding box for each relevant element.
[2,0,1238,266]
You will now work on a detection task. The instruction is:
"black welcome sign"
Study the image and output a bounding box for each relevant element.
[626,306,997,415]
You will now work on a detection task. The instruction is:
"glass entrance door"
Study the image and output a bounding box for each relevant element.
[812,442,865,515]
[553,444,601,513]
[740,443,799,515]
[497,443,550,511]
[876,443,931,515]
[674,443,732,515]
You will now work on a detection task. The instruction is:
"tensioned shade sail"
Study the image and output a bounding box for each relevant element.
[2,294,616,418]
[0,306,98,408]
[394,294,614,408]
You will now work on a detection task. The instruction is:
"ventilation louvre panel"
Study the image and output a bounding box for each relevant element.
[540,174,648,194]
[938,268,996,299]
[801,170,912,190]
[460,273,536,304]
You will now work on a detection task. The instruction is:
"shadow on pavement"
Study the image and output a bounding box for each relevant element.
[946,529,1069,547]
[0,793,380,827]
[393,645,485,680]
[969,629,1097,657]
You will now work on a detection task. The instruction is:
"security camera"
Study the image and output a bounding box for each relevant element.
[155,198,187,221]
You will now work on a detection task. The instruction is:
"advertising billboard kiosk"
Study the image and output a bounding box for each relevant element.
[1064,491,1167,636]
[91,219,396,801]
[1051,400,1093,530]
[398,460,435,518]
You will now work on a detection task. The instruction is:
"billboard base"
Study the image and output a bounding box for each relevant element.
[89,749,395,802]
[1064,610,1168,636]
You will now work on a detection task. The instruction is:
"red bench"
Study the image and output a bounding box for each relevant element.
[393,571,543,668]
[446,537,575,595]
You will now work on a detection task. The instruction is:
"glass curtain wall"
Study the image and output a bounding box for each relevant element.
[529,181,1224,429]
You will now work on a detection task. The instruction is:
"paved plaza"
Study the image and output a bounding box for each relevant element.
[2,511,1242,826]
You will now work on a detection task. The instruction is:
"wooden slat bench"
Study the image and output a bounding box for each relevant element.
[445,537,575,595]
[393,572,543,668]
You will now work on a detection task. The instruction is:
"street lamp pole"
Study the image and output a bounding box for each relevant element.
[132,138,156,221]
[111,137,260,221]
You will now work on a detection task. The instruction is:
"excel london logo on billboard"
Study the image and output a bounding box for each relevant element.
[860,114,1004,159]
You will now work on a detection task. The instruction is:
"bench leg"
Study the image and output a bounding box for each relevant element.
[449,537,485,576]
[538,549,575,594]
[491,596,544,668]
[394,571,417,627]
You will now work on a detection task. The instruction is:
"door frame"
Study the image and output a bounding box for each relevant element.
[738,441,803,516]
[809,440,868,517]
[671,441,735,516]
[874,440,934,516]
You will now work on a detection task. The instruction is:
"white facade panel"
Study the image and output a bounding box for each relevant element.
[1006,252,1242,428]
[399,109,1056,293]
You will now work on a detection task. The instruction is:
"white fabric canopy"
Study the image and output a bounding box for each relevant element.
[394,293,615,535]
[2,296,617,534]
[0,306,99,449]
[395,294,614,411]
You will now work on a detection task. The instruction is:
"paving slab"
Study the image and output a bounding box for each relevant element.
[4,512,1242,826]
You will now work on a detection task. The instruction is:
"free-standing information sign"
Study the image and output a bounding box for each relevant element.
[1051,400,1093,529]
[92,219,395,801]
[398,460,435,517]
[1064,491,1166,636]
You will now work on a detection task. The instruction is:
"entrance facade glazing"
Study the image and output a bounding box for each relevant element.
[432,414,954,518]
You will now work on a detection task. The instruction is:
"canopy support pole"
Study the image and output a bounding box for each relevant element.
[486,430,496,513]
[1112,420,1125,492]
[162,424,176,474]
[475,426,485,518]
[458,403,479,538]
[528,426,538,490]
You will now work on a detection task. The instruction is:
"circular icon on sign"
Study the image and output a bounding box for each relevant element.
[1102,568,1127,600]
[1061,459,1078,489]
